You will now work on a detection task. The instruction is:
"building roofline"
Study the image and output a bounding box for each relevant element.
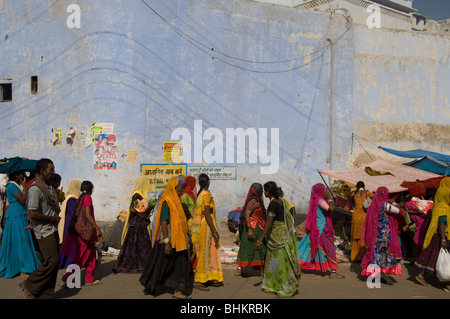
[370,0,417,14]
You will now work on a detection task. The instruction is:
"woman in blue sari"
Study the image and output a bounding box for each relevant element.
[0,172,40,278]
[298,183,345,279]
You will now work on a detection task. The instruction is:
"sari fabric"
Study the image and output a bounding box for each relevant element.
[113,177,153,273]
[192,190,223,284]
[181,176,197,233]
[58,179,81,244]
[407,201,429,256]
[181,176,197,203]
[299,183,337,271]
[152,177,189,252]
[121,176,151,246]
[139,177,192,296]
[304,184,335,260]
[361,187,402,275]
[350,190,372,262]
[262,200,301,297]
[0,183,41,278]
[440,177,450,189]
[298,199,338,271]
[236,185,267,268]
[422,187,450,250]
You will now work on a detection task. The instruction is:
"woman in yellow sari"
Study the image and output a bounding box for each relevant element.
[192,173,223,291]
[139,176,192,299]
[414,186,450,287]
[350,181,373,262]
[440,176,450,189]
[112,176,152,274]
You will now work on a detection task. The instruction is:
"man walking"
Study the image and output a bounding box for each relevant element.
[20,158,61,299]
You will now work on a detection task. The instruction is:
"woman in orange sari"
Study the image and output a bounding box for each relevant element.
[139,176,192,299]
[350,181,373,262]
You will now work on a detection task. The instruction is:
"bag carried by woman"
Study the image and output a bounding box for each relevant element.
[436,248,450,282]
[68,197,94,242]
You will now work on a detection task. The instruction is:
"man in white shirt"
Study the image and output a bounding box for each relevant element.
[20,159,61,299]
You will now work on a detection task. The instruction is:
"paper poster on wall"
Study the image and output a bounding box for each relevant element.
[91,122,115,143]
[94,134,117,170]
[127,150,138,163]
[188,166,236,180]
[141,163,187,192]
[163,142,182,163]
[80,131,90,147]
[97,122,115,134]
[51,128,62,145]
[91,125,103,143]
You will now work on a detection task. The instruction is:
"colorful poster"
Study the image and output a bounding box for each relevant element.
[163,142,182,163]
[94,134,117,170]
[141,163,187,192]
[51,128,62,145]
[91,125,103,143]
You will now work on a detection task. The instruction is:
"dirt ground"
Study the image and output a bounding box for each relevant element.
[2,216,450,305]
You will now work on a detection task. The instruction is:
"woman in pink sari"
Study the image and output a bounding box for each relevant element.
[298,183,345,279]
[396,194,429,257]
[61,181,103,286]
[361,186,402,285]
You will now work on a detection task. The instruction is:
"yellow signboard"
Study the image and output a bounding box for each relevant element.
[141,163,188,192]
[163,142,182,163]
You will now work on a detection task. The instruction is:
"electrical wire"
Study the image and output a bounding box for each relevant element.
[141,0,352,73]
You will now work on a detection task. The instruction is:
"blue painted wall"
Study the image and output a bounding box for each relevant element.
[1,0,447,221]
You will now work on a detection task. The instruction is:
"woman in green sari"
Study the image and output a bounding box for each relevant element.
[254,181,301,298]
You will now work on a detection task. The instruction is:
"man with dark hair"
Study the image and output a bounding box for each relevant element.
[20,158,61,299]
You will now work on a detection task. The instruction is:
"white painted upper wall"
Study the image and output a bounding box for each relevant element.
[254,0,414,9]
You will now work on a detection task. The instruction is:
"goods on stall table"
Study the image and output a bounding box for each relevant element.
[410,197,433,215]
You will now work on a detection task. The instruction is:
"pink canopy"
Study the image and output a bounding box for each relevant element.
[318,158,441,193]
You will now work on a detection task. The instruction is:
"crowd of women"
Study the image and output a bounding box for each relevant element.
[1,161,450,298]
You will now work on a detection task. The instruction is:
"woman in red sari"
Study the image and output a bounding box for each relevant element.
[235,183,266,278]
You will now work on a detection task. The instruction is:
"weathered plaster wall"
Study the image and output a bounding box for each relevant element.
[0,0,447,221]
[0,0,354,219]
[350,24,450,166]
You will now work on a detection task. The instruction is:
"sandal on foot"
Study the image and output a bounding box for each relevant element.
[85,280,102,286]
[172,291,191,299]
[380,273,394,285]
[329,272,345,279]
[193,283,209,291]
[415,275,430,287]
[210,281,222,287]
[234,268,242,276]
